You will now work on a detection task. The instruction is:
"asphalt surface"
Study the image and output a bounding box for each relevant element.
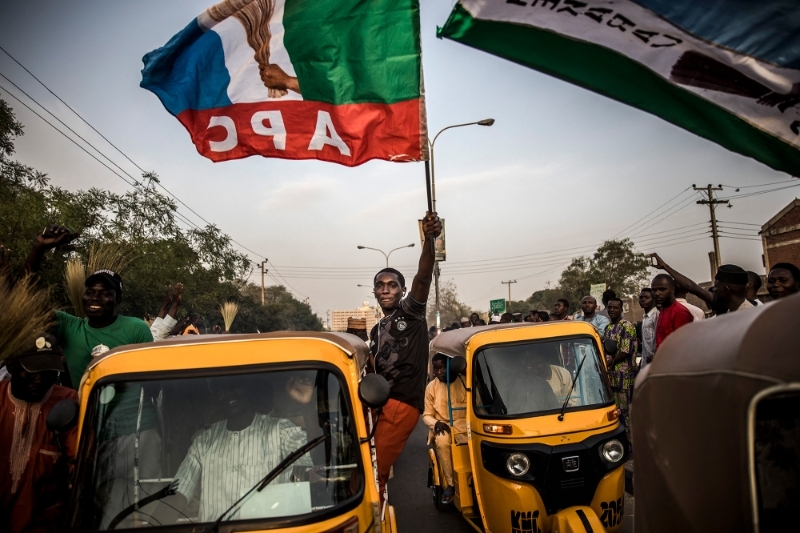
[388,421,634,533]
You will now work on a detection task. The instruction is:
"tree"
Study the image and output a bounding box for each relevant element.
[426,279,478,328]
[0,98,321,333]
[526,285,572,314]
[558,239,649,305]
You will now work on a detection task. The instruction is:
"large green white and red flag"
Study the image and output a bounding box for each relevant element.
[439,0,800,176]
[141,0,426,166]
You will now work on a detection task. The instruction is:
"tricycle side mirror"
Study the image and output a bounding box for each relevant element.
[359,374,391,409]
[603,338,618,357]
[448,355,467,378]
[46,399,79,434]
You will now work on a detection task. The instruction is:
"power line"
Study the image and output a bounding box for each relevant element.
[717,220,761,226]
[627,193,702,238]
[0,46,220,231]
[0,83,212,234]
[0,72,144,185]
[638,236,709,250]
[720,179,798,189]
[719,183,800,200]
[613,186,692,239]
[0,70,327,315]
[0,50,278,277]
[0,85,139,187]
[719,235,762,241]
[273,223,705,276]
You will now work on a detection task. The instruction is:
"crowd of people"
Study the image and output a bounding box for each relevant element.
[419,253,800,501]
[2,214,800,530]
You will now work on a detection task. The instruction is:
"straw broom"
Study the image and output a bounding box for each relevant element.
[220,301,239,333]
[64,258,87,319]
[0,271,55,364]
[87,241,133,275]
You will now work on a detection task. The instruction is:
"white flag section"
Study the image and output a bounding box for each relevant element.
[440,0,800,175]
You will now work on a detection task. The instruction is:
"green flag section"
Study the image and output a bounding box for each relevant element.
[439,0,800,176]
[142,0,427,166]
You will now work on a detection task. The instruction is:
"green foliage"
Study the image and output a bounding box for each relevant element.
[426,279,478,328]
[526,287,572,314]
[557,239,649,305]
[0,98,321,333]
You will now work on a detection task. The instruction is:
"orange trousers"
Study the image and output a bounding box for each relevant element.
[373,398,420,503]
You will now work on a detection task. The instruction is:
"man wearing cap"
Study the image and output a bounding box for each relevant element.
[25,227,160,526]
[710,264,754,314]
[651,254,757,315]
[0,334,78,533]
[460,317,471,328]
[24,226,154,388]
[345,317,368,342]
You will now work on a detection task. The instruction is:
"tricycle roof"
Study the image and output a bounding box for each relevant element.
[429,321,601,359]
[84,331,371,380]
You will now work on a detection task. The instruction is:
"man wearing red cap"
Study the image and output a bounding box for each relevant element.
[0,334,77,533]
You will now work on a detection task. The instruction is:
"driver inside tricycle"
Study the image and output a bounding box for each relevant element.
[68,365,363,531]
[427,323,630,533]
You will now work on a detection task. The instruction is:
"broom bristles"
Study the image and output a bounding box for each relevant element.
[220,301,239,332]
[87,241,133,275]
[0,271,55,364]
[65,258,86,319]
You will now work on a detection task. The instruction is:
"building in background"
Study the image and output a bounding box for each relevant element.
[332,302,381,334]
[761,198,800,271]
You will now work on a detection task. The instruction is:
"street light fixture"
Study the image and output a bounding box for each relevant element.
[356,243,415,268]
[427,118,495,332]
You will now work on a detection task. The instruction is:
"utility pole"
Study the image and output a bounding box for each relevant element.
[260,260,268,305]
[693,184,728,276]
[326,310,330,331]
[501,280,517,308]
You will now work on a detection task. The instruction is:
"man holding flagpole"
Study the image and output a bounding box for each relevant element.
[369,211,441,504]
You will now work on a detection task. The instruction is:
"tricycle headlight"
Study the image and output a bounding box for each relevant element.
[601,439,625,463]
[506,452,530,476]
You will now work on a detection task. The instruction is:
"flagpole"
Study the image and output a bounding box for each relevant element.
[424,160,433,213]
[424,159,441,333]
[425,119,494,333]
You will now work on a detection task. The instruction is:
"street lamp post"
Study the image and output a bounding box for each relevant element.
[427,118,494,332]
[357,243,415,268]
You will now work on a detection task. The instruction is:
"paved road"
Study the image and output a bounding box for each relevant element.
[388,421,634,533]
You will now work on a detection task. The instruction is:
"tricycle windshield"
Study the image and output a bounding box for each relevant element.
[70,365,362,530]
[473,336,613,418]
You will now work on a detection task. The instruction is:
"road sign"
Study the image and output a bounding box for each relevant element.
[590,283,606,309]
[490,298,506,314]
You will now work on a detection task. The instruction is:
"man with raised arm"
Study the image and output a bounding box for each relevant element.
[651,274,693,352]
[368,211,441,503]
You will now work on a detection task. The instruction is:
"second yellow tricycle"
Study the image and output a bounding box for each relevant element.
[427,321,629,533]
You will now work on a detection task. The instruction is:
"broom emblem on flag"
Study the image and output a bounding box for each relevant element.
[205,0,301,99]
[670,51,800,114]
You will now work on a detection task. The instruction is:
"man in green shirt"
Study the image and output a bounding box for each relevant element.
[26,226,160,526]
[25,226,153,388]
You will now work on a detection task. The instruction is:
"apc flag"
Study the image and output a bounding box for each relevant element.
[142,0,426,166]
[439,1,800,176]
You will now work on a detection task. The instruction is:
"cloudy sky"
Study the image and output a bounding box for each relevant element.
[1,0,797,320]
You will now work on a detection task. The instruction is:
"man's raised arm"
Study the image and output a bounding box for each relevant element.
[649,253,713,306]
[23,225,78,276]
[409,212,442,304]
